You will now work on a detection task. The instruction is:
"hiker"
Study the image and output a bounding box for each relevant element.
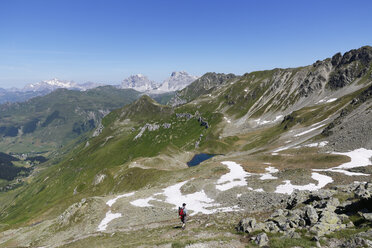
[178,203,187,229]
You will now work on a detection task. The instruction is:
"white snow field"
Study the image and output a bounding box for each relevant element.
[255,115,283,126]
[259,166,279,180]
[294,123,326,137]
[318,98,337,104]
[98,192,135,231]
[216,161,251,191]
[106,192,135,207]
[130,196,157,207]
[313,148,372,176]
[275,172,334,195]
[130,180,240,216]
[97,211,122,231]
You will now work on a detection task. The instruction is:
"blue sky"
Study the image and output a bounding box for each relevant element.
[0,0,371,88]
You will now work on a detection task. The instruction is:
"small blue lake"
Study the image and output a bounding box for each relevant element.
[187,153,217,167]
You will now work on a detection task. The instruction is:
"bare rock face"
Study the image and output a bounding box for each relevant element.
[322,84,372,150]
[57,198,87,227]
[133,123,160,140]
[168,72,237,106]
[157,71,199,92]
[120,74,158,92]
[328,46,372,89]
[93,174,106,185]
[92,123,104,137]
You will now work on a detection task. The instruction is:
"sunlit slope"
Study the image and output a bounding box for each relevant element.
[1,46,371,229]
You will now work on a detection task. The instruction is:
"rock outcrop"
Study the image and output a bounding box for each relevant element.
[328,46,372,89]
[237,182,372,245]
[168,72,237,106]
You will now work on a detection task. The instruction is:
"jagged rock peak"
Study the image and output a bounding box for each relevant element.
[156,71,199,92]
[331,45,372,67]
[120,74,158,92]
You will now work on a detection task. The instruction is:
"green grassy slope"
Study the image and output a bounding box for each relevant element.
[0,95,225,226]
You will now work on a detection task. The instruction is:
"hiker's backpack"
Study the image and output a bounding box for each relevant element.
[178,207,184,217]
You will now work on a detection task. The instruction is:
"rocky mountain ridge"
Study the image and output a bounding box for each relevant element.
[120,74,157,92]
[120,71,199,93]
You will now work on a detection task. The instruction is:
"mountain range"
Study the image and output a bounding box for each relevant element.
[0,79,103,104]
[22,78,102,92]
[120,71,199,93]
[0,46,371,247]
[0,72,198,104]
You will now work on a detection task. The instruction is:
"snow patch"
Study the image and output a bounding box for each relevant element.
[97,211,122,231]
[273,146,291,152]
[106,192,135,207]
[275,172,333,195]
[305,141,328,148]
[216,161,250,191]
[313,148,372,176]
[130,196,156,207]
[259,166,279,180]
[98,192,135,232]
[224,117,231,123]
[318,98,337,104]
[255,115,283,126]
[294,124,326,137]
[163,181,219,215]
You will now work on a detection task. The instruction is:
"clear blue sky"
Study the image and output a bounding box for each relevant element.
[0,0,371,88]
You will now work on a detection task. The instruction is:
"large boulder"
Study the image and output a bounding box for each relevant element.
[254,233,269,247]
[362,213,372,221]
[310,210,344,236]
[262,221,280,233]
[236,217,257,233]
[354,183,372,200]
[304,205,318,225]
[286,190,308,209]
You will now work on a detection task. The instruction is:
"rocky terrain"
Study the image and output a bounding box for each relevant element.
[237,182,372,247]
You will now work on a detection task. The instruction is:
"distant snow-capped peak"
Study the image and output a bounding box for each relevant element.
[120,74,158,92]
[23,79,101,92]
[23,78,77,92]
[156,71,199,92]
